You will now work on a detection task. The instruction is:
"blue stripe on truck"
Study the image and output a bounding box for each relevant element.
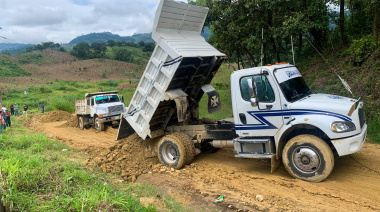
[235,109,352,130]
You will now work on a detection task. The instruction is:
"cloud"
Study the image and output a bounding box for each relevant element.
[0,0,158,44]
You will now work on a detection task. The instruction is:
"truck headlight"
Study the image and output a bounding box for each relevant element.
[330,122,356,133]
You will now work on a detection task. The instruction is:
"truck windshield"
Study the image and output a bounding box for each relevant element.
[95,95,120,104]
[278,77,311,102]
[274,68,311,102]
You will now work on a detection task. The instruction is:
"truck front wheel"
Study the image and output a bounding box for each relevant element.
[95,117,105,132]
[78,116,84,130]
[157,133,194,169]
[282,134,334,182]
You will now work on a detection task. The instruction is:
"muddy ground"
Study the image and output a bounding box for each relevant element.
[27,111,380,211]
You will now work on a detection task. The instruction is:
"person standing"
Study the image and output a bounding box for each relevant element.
[0,111,5,134]
[1,105,6,113]
[40,102,45,113]
[14,103,19,117]
[5,110,11,127]
[10,104,14,115]
[1,111,6,131]
[23,104,28,117]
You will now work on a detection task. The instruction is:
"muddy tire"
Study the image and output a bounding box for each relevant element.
[282,134,334,182]
[95,117,104,132]
[157,133,195,169]
[173,132,196,165]
[78,116,84,130]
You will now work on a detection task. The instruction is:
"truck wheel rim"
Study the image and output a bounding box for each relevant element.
[292,146,321,173]
[162,143,178,163]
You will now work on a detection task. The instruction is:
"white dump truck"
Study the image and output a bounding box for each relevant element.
[117,0,367,182]
[76,91,126,131]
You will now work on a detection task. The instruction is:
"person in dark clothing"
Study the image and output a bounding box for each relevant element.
[40,102,45,113]
[5,110,11,127]
[0,111,5,133]
[10,104,14,115]
[23,104,28,117]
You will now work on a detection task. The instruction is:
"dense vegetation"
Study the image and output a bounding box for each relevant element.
[70,40,155,62]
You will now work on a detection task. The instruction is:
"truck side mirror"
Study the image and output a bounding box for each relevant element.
[247,78,258,107]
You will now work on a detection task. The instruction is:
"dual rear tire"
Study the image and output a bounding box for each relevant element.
[157,132,196,169]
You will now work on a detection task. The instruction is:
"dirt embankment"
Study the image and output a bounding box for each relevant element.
[27,111,380,212]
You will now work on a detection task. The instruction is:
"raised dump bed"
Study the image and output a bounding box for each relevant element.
[117,0,226,140]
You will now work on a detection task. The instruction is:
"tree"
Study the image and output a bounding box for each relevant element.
[107,40,116,47]
[143,42,155,52]
[114,48,133,62]
[339,0,348,44]
[138,41,145,47]
[91,42,107,58]
[71,42,91,59]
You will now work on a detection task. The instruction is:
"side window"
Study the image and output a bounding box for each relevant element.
[240,75,275,102]
[253,75,275,102]
[87,99,90,105]
[91,98,94,106]
[240,76,252,101]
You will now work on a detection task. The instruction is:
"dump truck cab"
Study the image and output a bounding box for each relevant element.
[231,64,366,160]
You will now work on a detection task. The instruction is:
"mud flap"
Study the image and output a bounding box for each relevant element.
[174,97,188,122]
[201,84,221,114]
[271,155,280,173]
[116,115,135,140]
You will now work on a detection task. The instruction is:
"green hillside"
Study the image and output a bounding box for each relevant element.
[0,59,31,76]
[69,32,154,45]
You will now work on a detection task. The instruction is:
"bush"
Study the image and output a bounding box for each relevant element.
[349,35,377,66]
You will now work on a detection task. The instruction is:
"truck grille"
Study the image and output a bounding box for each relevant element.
[108,105,124,114]
[358,107,366,129]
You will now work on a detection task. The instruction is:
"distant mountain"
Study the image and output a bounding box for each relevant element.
[69,32,154,45]
[0,43,33,54]
[69,29,211,45]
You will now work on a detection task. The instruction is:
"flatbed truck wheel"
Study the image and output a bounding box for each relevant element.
[95,117,105,132]
[78,116,84,130]
[157,133,195,169]
[282,134,334,182]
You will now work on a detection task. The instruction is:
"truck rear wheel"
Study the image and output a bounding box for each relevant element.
[282,134,334,182]
[78,116,84,130]
[95,117,105,132]
[157,133,195,169]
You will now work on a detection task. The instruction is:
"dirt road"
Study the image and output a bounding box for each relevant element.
[28,111,380,211]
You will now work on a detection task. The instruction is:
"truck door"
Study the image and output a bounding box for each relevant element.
[235,73,283,137]
[90,97,96,117]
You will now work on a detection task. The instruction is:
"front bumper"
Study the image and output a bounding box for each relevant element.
[331,124,367,156]
[99,115,121,123]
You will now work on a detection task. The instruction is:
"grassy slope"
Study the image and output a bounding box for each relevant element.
[0,116,185,211]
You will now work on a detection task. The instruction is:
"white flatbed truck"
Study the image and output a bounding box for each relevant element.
[117,0,367,182]
[76,91,126,131]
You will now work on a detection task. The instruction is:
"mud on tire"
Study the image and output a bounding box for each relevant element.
[78,116,84,130]
[157,133,195,169]
[282,134,334,182]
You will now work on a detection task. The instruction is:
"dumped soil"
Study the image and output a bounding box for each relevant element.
[90,134,160,182]
[27,111,380,212]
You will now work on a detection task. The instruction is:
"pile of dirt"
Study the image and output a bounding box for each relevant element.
[39,110,73,123]
[58,115,78,128]
[89,134,160,182]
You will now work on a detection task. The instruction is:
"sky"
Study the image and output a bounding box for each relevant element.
[0,0,161,44]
